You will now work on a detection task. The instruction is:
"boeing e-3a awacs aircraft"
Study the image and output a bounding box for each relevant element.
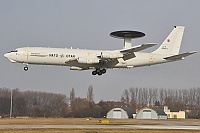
[4,26,197,76]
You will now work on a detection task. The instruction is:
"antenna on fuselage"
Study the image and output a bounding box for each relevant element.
[110,30,145,49]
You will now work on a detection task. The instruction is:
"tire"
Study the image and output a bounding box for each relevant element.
[24,67,28,71]
[98,72,102,76]
[96,69,101,73]
[101,69,106,74]
[92,71,97,75]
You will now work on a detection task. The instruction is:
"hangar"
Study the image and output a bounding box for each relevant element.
[106,107,136,119]
[136,107,167,119]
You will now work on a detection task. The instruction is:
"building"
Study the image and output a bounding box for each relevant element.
[165,111,185,119]
[136,107,167,119]
[106,107,136,119]
[164,106,185,119]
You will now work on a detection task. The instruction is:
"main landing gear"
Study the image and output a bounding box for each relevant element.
[92,68,106,76]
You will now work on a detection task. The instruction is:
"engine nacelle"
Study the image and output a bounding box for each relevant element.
[101,52,123,59]
[70,66,85,70]
[78,57,99,64]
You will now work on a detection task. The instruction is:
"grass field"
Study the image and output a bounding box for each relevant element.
[0,118,161,125]
[0,129,199,133]
[0,118,199,125]
[0,118,199,133]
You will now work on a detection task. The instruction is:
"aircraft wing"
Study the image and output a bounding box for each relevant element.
[65,58,78,64]
[164,51,197,61]
[65,58,90,70]
[120,43,157,53]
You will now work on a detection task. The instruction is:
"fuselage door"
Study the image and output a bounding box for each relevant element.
[23,48,29,60]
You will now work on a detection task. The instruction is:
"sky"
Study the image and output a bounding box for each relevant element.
[0,0,200,102]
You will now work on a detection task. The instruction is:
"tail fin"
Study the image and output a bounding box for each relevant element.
[153,26,185,55]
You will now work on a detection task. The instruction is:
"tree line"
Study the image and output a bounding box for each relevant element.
[0,86,124,118]
[0,88,67,117]
[0,87,199,118]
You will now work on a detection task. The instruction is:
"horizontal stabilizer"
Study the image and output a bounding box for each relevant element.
[120,43,157,53]
[164,51,197,60]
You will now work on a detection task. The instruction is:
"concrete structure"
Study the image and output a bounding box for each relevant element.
[106,107,136,119]
[164,106,185,119]
[136,107,167,119]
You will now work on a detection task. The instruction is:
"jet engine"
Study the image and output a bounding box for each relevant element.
[70,66,86,70]
[78,57,99,64]
[100,52,123,59]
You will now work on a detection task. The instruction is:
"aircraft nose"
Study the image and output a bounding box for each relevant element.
[4,53,9,58]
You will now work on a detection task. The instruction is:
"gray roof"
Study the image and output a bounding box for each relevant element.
[121,107,136,118]
[150,107,167,116]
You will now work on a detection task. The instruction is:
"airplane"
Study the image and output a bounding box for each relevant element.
[4,26,197,76]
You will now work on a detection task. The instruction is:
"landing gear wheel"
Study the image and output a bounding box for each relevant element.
[92,68,107,76]
[24,66,28,71]
[102,69,106,74]
[96,69,101,73]
[92,71,97,75]
[98,71,102,76]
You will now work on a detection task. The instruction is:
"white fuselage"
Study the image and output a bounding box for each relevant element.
[4,47,169,70]
[4,26,196,75]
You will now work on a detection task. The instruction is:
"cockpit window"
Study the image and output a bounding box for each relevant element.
[11,50,18,52]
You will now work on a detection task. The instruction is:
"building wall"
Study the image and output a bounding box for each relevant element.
[165,111,185,119]
[158,115,168,119]
[106,108,128,119]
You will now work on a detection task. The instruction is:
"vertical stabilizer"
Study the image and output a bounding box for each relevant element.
[153,26,185,55]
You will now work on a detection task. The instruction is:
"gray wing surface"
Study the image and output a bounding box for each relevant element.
[164,51,197,61]
[120,43,157,53]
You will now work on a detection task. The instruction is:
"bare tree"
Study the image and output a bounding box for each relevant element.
[197,87,200,106]
[148,88,153,105]
[70,88,76,112]
[129,88,136,108]
[142,88,148,106]
[121,89,129,106]
[159,88,164,105]
[87,85,94,103]
[70,88,75,104]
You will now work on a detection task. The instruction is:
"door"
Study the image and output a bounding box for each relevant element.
[23,48,29,60]
[113,110,122,119]
[143,110,151,119]
[173,114,177,119]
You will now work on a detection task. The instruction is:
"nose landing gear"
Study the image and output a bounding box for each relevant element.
[92,68,106,76]
[24,66,28,71]
[23,64,28,71]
